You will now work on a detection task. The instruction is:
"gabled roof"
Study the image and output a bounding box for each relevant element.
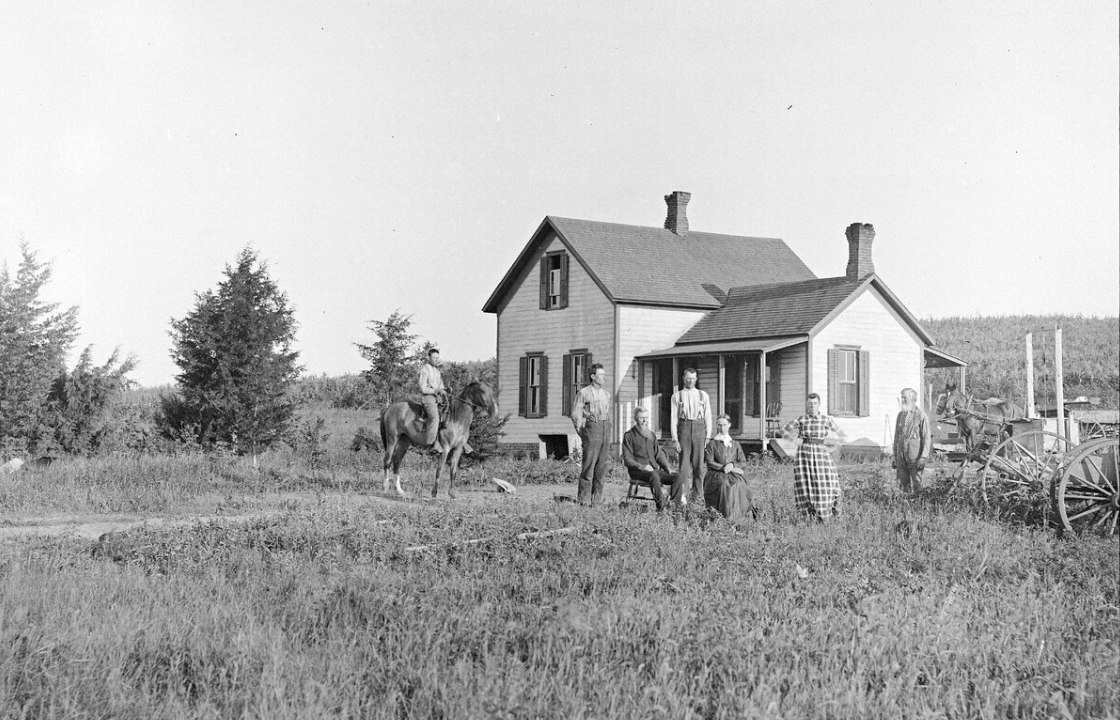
[675,274,936,346]
[482,216,816,313]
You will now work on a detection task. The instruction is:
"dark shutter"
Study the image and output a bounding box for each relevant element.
[768,354,781,410]
[562,354,572,416]
[826,349,839,415]
[858,350,871,417]
[539,355,549,417]
[518,356,528,417]
[559,253,569,308]
[584,352,593,382]
[539,257,548,310]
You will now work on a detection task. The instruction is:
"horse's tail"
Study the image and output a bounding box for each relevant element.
[378,407,388,450]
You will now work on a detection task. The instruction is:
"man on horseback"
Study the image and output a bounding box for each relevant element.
[418,347,447,452]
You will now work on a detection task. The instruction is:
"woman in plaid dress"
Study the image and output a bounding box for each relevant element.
[782,393,847,519]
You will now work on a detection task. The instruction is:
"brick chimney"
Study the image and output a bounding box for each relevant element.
[845,223,875,281]
[664,191,691,234]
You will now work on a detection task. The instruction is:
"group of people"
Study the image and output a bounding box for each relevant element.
[571,365,933,521]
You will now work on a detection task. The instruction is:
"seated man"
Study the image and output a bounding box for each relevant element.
[622,406,678,511]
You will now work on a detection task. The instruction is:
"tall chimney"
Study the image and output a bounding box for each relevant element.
[845,223,875,281]
[664,191,691,234]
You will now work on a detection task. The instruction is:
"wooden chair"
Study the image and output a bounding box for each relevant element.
[765,401,783,438]
[624,471,674,505]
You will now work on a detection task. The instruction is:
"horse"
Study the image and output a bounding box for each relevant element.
[934,383,1025,452]
[378,381,499,498]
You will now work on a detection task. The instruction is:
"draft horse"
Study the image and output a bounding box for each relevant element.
[935,382,1024,452]
[378,381,499,498]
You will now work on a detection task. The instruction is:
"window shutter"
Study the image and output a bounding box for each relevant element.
[827,349,839,415]
[539,355,549,417]
[584,352,593,382]
[518,356,528,417]
[562,354,572,416]
[539,258,548,310]
[858,350,871,417]
[559,253,569,308]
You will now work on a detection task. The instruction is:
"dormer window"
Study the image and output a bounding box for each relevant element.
[538,251,569,310]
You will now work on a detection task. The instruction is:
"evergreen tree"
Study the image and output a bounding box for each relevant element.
[160,248,301,458]
[0,244,79,453]
[35,347,137,455]
[355,310,420,405]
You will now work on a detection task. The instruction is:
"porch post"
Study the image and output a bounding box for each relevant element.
[718,355,726,416]
[759,350,767,440]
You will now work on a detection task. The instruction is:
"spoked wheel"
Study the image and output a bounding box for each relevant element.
[980,431,1075,504]
[1054,437,1120,537]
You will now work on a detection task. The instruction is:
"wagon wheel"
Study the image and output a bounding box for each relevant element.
[980,431,1075,504]
[1053,437,1119,537]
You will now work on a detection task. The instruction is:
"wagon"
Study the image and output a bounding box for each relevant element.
[939,414,1118,537]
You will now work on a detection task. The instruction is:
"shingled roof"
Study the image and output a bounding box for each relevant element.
[482,216,816,312]
[675,275,935,345]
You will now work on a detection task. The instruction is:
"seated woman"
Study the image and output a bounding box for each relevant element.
[703,414,758,523]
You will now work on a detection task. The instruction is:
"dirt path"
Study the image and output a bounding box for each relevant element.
[0,480,629,544]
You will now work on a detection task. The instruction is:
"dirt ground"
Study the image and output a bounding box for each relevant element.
[0,480,643,544]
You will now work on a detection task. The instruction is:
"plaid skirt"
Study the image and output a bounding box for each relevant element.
[793,443,840,518]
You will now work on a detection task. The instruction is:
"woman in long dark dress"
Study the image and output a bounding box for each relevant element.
[703,414,757,522]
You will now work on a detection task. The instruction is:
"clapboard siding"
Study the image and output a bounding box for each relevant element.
[616,305,706,442]
[496,232,615,447]
[811,287,923,446]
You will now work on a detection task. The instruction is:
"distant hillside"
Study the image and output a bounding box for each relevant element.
[923,315,1119,409]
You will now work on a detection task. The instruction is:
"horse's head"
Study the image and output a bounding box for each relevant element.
[937,384,967,418]
[461,381,499,418]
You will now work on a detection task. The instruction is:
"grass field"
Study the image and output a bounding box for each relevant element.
[1,441,1117,719]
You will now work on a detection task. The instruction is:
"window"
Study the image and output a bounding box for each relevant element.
[562,349,593,416]
[538,252,569,310]
[518,353,548,418]
[828,347,870,417]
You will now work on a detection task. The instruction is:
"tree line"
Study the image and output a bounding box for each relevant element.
[1,245,504,463]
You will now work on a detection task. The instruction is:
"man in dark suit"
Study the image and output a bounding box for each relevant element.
[622,406,678,511]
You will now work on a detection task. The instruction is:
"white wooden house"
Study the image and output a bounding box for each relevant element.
[482,191,965,459]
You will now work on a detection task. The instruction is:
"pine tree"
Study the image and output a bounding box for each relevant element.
[160,248,301,458]
[355,310,420,405]
[0,244,79,454]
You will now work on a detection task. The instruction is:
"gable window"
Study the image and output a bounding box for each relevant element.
[518,353,548,418]
[562,349,593,416]
[538,251,569,310]
[827,347,870,417]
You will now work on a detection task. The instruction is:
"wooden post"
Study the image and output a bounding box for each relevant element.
[1025,332,1035,418]
[717,355,726,417]
[1055,327,1065,440]
[759,351,767,440]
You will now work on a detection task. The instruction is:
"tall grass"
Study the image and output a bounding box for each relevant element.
[2,460,1117,719]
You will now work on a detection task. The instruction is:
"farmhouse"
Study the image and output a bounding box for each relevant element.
[482,191,965,459]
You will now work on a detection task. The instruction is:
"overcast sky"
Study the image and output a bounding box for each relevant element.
[2,1,1117,387]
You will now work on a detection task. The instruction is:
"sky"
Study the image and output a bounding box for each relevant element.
[2,1,1117,388]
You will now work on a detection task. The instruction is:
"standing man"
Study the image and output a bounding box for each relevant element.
[622,406,677,511]
[893,387,931,494]
[671,368,712,505]
[418,347,446,452]
[571,362,611,507]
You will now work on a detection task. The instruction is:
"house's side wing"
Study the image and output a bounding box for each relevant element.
[810,284,925,448]
[495,229,615,457]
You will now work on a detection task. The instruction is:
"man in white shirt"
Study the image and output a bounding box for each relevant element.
[671,368,712,505]
[417,348,446,452]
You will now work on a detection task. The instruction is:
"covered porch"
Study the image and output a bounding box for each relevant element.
[634,337,808,448]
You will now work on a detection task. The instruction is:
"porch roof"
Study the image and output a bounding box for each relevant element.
[923,347,967,368]
[637,335,807,360]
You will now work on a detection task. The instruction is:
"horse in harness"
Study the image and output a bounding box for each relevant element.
[379,381,498,498]
[935,382,1025,452]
